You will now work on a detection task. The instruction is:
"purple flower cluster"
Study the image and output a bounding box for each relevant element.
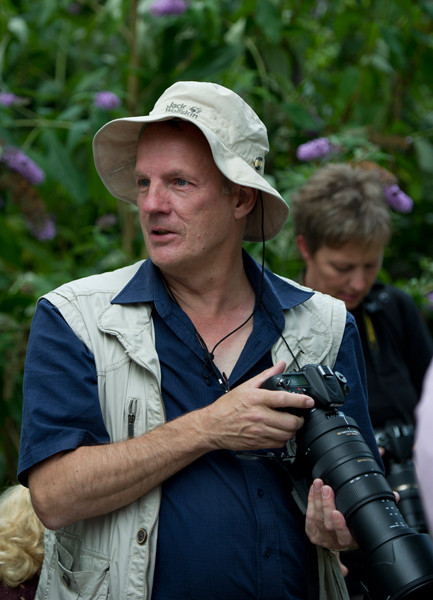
[94,91,121,111]
[1,146,45,185]
[384,184,413,214]
[96,213,117,229]
[29,217,56,241]
[296,137,333,161]
[149,0,188,16]
[0,92,21,107]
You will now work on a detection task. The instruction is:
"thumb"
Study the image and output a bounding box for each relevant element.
[253,360,286,389]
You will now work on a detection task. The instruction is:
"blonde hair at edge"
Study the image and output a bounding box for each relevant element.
[0,484,44,587]
[290,163,392,255]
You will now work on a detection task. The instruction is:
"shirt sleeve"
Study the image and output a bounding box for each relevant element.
[334,313,383,468]
[18,298,110,485]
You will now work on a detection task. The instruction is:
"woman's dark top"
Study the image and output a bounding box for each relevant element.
[351,281,433,429]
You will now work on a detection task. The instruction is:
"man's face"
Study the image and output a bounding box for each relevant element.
[300,239,384,311]
[134,122,242,278]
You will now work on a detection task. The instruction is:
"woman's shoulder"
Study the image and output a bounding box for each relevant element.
[366,281,416,312]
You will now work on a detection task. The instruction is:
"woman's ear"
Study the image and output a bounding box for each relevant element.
[296,234,312,261]
[234,186,257,219]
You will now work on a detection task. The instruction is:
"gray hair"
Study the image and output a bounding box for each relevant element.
[291,163,392,254]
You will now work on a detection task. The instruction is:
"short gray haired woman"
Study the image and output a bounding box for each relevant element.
[292,162,391,262]
[291,162,431,426]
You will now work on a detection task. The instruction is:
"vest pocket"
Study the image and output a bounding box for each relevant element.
[45,531,111,599]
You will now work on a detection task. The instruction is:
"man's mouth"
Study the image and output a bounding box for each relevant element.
[151,226,174,235]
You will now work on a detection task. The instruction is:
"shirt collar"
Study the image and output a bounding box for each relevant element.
[111,251,313,311]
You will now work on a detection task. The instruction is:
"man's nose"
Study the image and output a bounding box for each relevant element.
[139,184,170,213]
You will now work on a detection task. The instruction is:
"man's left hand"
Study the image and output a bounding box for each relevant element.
[305,478,356,550]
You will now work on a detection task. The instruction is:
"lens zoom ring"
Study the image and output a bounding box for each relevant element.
[335,472,394,518]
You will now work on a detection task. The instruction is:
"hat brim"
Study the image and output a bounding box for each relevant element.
[93,115,289,242]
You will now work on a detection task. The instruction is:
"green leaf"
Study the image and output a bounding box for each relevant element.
[7,16,29,43]
[414,138,433,174]
[0,217,23,268]
[39,130,88,204]
[284,102,320,130]
[255,1,282,43]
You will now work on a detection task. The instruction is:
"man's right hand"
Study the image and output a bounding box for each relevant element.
[198,360,315,452]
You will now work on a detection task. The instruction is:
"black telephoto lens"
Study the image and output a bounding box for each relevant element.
[296,408,433,600]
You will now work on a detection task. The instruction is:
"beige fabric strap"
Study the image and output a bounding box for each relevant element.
[317,547,350,600]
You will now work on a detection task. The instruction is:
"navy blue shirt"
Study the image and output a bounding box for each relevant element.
[19,254,378,600]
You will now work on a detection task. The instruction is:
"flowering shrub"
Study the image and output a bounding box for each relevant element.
[94,91,121,111]
[0,0,433,490]
[149,0,188,17]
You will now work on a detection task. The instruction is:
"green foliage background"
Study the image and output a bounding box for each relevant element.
[1,0,433,485]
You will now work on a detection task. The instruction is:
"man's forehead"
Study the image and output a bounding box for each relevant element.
[139,119,203,140]
[137,120,212,158]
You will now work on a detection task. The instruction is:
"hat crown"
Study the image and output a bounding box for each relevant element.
[150,82,269,173]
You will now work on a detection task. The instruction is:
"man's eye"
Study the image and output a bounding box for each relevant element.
[176,179,188,186]
[137,178,149,188]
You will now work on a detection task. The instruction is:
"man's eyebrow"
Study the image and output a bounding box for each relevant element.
[134,169,190,179]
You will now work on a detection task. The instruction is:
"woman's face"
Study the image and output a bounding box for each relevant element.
[298,236,384,311]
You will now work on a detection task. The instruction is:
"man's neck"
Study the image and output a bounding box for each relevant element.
[160,256,256,376]
[160,255,252,317]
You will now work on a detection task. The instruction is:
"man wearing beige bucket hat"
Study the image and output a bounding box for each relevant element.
[19,81,379,600]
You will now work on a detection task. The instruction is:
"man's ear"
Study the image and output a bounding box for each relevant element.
[234,186,257,219]
[296,234,312,261]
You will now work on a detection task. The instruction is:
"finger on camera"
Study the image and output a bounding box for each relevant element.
[332,512,355,548]
[312,481,337,525]
[255,360,286,388]
[270,390,315,412]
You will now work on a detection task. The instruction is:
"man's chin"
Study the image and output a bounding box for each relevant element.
[148,253,189,276]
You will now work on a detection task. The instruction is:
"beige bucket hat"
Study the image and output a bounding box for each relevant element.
[93,81,289,242]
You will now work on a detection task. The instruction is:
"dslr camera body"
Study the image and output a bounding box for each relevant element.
[262,364,433,600]
[262,363,348,414]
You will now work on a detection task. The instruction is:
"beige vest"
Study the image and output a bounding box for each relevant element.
[34,260,347,600]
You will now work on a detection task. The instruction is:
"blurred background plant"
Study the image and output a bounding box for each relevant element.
[1,0,433,485]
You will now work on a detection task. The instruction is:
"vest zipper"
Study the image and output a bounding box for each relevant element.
[128,398,138,439]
